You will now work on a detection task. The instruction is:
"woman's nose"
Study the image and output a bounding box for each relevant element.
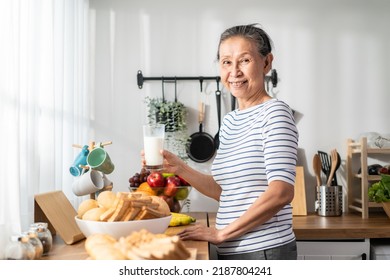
[230,63,242,77]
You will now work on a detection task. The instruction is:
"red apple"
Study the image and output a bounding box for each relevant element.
[147,172,165,188]
[177,175,190,186]
[166,175,181,186]
[164,182,178,197]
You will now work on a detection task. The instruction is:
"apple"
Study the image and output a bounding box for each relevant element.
[175,187,189,200]
[164,176,181,197]
[166,175,181,186]
[177,175,190,186]
[147,172,165,188]
[164,182,178,197]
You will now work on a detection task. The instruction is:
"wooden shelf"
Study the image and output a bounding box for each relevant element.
[347,137,389,219]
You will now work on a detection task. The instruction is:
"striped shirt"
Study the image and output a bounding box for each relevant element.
[211,99,299,255]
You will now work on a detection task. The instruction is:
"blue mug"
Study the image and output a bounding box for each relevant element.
[70,145,89,176]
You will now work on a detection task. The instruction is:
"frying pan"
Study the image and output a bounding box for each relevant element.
[186,102,215,162]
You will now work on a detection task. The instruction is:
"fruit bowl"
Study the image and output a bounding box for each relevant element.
[128,186,192,213]
[75,215,172,240]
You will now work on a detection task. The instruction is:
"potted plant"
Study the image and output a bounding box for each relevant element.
[368,173,390,218]
[145,96,189,161]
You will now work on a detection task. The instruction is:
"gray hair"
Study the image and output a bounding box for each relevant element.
[217,24,273,60]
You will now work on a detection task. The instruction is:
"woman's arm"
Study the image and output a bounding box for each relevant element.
[161,150,222,201]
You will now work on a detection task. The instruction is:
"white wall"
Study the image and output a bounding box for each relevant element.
[88,0,390,212]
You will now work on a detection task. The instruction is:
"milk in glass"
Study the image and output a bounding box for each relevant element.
[143,124,165,170]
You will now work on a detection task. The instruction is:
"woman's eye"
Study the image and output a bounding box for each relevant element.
[221,60,231,66]
[240,58,250,65]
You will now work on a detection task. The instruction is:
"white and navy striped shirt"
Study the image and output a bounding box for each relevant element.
[211,99,299,255]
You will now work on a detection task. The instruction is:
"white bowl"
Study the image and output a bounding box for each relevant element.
[75,215,172,240]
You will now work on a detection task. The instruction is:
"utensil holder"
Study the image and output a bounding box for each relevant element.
[316,185,343,216]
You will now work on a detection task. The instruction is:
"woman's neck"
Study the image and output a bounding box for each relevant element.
[237,90,271,110]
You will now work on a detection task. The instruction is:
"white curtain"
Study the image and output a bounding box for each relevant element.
[0,0,90,258]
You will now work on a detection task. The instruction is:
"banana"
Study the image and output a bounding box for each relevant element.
[169,212,196,227]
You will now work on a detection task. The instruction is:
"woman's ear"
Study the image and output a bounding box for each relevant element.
[264,53,274,73]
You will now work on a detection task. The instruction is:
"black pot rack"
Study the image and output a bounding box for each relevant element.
[137,69,278,91]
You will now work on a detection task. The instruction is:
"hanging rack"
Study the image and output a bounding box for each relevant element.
[137,69,278,91]
[161,77,178,102]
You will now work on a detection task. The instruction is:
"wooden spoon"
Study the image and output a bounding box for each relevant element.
[313,154,322,186]
[326,149,339,186]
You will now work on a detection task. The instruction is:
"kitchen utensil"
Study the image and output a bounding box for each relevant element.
[318,150,331,180]
[231,93,236,111]
[313,154,322,186]
[316,185,342,216]
[214,79,221,149]
[326,149,339,186]
[332,152,341,185]
[186,102,215,162]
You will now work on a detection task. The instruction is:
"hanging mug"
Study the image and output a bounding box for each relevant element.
[72,169,104,196]
[87,147,115,174]
[69,145,89,177]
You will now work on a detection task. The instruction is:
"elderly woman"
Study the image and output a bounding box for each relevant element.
[152,24,298,260]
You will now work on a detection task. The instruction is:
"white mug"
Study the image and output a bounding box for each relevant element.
[72,170,104,196]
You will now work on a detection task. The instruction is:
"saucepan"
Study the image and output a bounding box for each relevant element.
[186,102,215,162]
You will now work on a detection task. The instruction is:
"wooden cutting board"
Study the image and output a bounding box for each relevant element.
[291,166,307,216]
[34,191,85,244]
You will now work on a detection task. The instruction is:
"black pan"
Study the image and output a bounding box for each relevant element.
[187,102,215,162]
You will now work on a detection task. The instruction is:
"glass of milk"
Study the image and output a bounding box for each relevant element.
[143,124,165,171]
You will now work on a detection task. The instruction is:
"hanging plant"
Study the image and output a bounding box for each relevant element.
[145,97,187,132]
[145,96,190,161]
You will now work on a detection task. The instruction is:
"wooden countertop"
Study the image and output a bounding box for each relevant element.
[42,211,390,260]
[42,212,209,260]
[208,212,390,240]
[293,212,390,240]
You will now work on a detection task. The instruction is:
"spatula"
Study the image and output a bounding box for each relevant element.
[326,149,339,186]
[318,150,331,180]
[313,154,322,186]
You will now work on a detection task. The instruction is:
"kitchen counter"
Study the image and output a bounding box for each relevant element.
[293,212,390,240]
[41,212,390,260]
[41,212,209,260]
[208,212,390,240]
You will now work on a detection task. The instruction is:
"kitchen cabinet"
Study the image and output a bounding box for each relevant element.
[297,239,369,260]
[209,212,390,260]
[346,137,390,218]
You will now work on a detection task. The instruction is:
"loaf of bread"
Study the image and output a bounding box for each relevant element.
[85,234,126,260]
[97,190,116,209]
[85,230,191,260]
[76,191,171,222]
[77,199,99,218]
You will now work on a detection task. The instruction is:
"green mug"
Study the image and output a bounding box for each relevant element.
[87,147,115,174]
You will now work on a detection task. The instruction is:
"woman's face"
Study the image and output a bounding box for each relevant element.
[219,36,272,100]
